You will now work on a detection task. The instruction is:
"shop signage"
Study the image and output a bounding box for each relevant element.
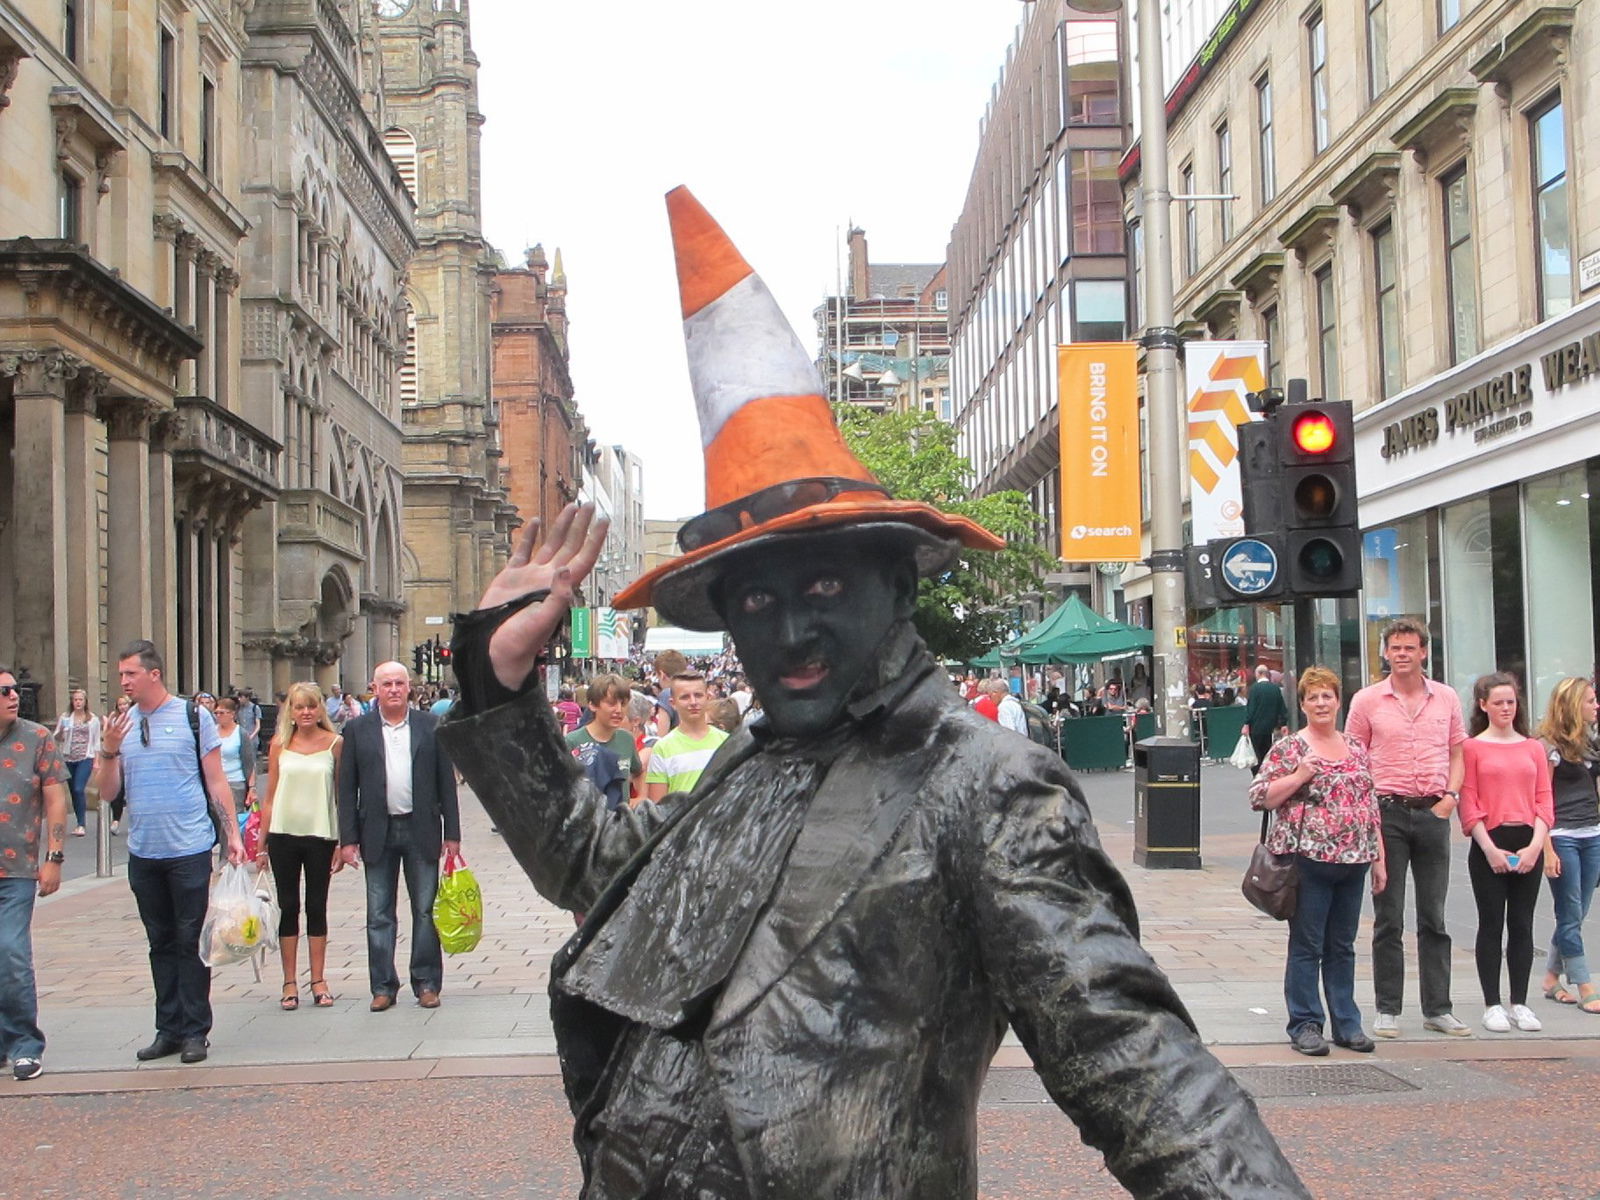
[1580,250,1600,295]
[1058,343,1141,562]
[1376,345,1596,460]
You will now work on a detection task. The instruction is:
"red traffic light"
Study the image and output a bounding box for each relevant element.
[1292,412,1337,455]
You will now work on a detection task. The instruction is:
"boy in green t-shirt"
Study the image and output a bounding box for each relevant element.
[565,674,643,809]
[646,672,727,800]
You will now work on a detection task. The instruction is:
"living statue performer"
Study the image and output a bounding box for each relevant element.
[438,187,1310,1198]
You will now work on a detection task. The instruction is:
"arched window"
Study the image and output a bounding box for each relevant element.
[383,127,418,209]
[399,303,418,407]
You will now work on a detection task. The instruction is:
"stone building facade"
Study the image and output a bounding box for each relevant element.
[0,0,277,714]
[1125,0,1600,707]
[236,0,415,697]
[373,0,517,647]
[492,244,581,540]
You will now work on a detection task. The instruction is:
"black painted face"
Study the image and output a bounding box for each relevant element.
[716,535,916,739]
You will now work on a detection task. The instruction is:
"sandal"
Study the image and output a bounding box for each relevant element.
[280,982,299,1012]
[309,979,334,1008]
[1578,994,1600,1015]
[1544,982,1578,1004]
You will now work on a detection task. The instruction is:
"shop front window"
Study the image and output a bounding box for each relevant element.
[1362,514,1433,684]
[1524,466,1594,714]
[1441,494,1495,710]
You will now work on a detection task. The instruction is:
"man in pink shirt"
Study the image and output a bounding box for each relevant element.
[1345,618,1468,1038]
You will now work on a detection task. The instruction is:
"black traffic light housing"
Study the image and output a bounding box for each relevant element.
[1235,386,1361,600]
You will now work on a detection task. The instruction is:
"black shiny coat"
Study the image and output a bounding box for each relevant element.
[439,657,1309,1198]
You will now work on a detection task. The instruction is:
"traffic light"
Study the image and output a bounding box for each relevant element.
[412,643,426,674]
[1279,401,1361,597]
[437,645,453,666]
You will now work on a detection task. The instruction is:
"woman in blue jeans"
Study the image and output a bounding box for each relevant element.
[53,689,99,837]
[1250,666,1387,1056]
[1536,677,1600,1013]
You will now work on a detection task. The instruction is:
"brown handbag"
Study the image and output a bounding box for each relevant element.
[1242,789,1311,921]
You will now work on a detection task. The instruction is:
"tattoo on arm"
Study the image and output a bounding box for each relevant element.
[49,820,66,845]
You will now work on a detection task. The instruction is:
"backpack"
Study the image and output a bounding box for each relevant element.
[1019,701,1058,755]
[186,700,225,848]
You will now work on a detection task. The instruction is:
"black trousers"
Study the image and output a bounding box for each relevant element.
[127,850,213,1040]
[266,833,336,938]
[1467,823,1544,1008]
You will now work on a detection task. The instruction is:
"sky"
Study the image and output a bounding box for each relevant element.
[471,0,1030,520]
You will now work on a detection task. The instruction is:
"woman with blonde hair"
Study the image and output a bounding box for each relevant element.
[256,682,342,1010]
[55,688,99,836]
[1536,676,1600,1012]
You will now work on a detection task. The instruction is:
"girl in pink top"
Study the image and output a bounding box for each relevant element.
[1459,672,1554,1034]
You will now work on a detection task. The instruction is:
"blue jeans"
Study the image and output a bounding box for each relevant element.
[364,816,442,999]
[1546,835,1600,986]
[127,851,214,1040]
[67,757,92,828]
[0,878,44,1061]
[1286,856,1371,1041]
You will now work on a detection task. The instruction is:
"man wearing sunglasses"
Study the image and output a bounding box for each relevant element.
[94,641,246,1065]
[0,668,69,1081]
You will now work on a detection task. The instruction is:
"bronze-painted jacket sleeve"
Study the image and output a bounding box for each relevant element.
[973,756,1311,1199]
[438,690,674,913]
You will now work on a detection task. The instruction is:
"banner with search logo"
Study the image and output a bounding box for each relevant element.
[1057,343,1140,563]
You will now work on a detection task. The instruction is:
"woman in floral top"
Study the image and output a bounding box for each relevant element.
[1249,666,1387,1057]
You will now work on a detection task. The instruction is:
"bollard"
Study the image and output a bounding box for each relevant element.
[92,783,113,877]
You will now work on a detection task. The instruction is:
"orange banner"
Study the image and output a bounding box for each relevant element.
[1058,343,1141,562]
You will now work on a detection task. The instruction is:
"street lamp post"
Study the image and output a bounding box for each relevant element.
[1131,0,1190,737]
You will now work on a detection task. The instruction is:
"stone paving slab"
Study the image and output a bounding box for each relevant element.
[24,763,1600,1080]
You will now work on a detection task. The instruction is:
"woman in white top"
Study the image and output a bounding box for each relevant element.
[256,682,343,1011]
[55,688,100,836]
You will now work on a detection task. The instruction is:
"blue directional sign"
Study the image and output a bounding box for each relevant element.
[1220,538,1280,597]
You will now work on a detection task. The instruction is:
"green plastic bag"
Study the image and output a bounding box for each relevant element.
[433,849,483,955]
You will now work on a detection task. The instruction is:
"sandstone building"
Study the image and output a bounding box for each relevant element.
[373,0,516,649]
[237,0,415,697]
[0,0,275,714]
[1125,0,1600,707]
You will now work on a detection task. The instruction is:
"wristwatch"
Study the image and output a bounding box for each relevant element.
[46,850,64,863]
[1442,790,1460,800]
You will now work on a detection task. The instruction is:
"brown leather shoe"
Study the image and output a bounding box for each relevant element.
[418,990,441,1009]
[369,994,395,1013]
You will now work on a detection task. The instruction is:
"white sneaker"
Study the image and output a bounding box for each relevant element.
[1372,1013,1400,1038]
[1482,1005,1511,1032]
[1422,1012,1472,1036]
[1509,1003,1542,1032]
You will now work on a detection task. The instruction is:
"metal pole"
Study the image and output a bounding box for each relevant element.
[1135,0,1190,737]
[95,789,112,877]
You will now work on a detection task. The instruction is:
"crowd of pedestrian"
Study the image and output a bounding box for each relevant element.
[0,640,461,1080]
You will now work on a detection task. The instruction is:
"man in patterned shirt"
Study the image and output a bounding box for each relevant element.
[0,666,69,1081]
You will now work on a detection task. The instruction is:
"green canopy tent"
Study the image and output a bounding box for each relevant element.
[968,648,1007,669]
[999,595,1154,665]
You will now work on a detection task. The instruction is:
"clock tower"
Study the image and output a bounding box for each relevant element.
[372,0,518,652]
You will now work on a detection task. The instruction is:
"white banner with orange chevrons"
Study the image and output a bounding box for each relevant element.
[1184,341,1266,543]
[1057,343,1140,562]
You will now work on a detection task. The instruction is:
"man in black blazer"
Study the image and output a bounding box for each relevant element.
[337,661,460,1011]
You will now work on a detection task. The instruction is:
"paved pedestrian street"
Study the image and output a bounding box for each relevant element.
[5,764,1600,1197]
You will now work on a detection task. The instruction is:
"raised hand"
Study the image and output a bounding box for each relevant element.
[483,503,609,692]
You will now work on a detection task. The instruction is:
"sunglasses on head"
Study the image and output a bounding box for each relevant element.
[678,477,888,553]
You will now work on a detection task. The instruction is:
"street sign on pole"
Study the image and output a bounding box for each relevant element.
[1219,537,1281,598]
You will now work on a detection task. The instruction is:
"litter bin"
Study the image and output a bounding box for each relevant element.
[1133,736,1202,869]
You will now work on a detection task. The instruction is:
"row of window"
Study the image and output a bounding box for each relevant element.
[1258,95,1570,404]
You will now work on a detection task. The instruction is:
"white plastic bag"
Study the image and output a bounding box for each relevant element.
[199,863,279,968]
[1228,733,1259,771]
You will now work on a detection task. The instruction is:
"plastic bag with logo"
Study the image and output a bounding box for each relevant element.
[199,862,279,968]
[432,849,483,955]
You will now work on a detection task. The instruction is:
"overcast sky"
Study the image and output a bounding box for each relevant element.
[472,0,1028,520]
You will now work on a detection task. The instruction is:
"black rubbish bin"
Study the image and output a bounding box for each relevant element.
[1133,736,1202,869]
